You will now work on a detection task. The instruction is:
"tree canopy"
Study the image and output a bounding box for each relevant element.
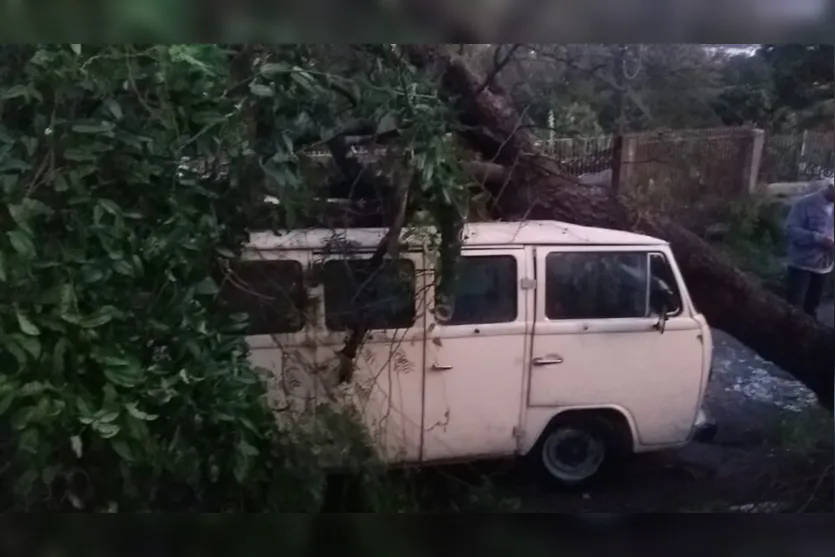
[457,43,834,136]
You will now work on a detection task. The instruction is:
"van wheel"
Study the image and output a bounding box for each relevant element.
[536,415,622,489]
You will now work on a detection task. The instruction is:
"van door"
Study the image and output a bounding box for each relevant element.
[314,251,427,463]
[422,248,532,461]
[528,246,705,446]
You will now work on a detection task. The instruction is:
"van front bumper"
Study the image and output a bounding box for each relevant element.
[692,406,718,443]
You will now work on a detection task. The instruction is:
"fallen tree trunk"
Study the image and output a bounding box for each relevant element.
[404,44,834,412]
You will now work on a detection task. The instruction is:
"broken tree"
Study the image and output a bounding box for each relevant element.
[403,44,834,412]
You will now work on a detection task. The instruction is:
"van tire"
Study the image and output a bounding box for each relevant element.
[533,413,628,490]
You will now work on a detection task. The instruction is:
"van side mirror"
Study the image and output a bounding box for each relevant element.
[652,300,669,333]
[650,287,676,334]
[650,287,675,316]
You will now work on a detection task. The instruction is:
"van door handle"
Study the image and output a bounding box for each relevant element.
[431,364,454,371]
[532,357,563,366]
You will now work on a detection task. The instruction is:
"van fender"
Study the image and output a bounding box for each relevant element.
[520,404,641,456]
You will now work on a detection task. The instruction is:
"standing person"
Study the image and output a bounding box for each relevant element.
[783,180,835,319]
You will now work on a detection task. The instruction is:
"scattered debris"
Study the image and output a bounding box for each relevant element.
[727,501,789,513]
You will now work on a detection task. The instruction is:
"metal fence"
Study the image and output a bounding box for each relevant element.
[535,136,615,176]
[536,128,758,206]
[627,128,756,204]
[760,131,834,183]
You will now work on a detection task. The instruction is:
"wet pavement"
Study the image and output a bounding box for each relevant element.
[703,301,833,443]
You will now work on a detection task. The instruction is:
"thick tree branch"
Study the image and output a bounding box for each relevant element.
[326,133,411,384]
[473,44,522,99]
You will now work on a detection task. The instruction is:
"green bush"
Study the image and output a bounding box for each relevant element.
[0,44,513,513]
[0,45,347,511]
[716,198,788,293]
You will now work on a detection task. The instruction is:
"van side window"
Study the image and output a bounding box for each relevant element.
[219,260,306,334]
[545,252,649,319]
[649,253,683,316]
[323,259,416,331]
[438,255,518,325]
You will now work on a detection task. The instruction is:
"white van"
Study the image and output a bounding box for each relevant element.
[224,220,716,487]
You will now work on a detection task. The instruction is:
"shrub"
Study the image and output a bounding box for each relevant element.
[0,44,341,511]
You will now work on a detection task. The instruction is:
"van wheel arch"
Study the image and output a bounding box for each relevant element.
[529,409,635,489]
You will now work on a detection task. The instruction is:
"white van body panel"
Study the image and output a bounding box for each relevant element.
[527,245,705,448]
[238,221,711,466]
[421,247,531,461]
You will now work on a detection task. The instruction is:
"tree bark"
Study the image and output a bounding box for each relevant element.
[403,44,834,412]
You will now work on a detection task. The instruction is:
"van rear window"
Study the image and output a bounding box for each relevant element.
[219,259,306,334]
[323,259,416,331]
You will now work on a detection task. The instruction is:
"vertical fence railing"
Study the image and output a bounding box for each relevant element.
[535,135,615,176]
[630,128,755,201]
[760,132,834,183]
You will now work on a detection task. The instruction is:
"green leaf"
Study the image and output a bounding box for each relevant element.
[2,334,27,370]
[104,365,141,388]
[75,397,94,417]
[63,148,98,162]
[59,283,78,318]
[72,122,115,135]
[42,466,60,485]
[98,199,121,216]
[53,338,67,376]
[53,172,69,192]
[0,251,6,281]
[239,438,260,457]
[125,402,158,421]
[19,428,39,453]
[0,392,16,417]
[111,439,133,461]
[131,255,144,276]
[13,334,41,360]
[249,83,274,97]
[78,307,117,329]
[233,456,249,483]
[259,62,291,77]
[20,382,47,396]
[6,230,35,257]
[97,411,120,423]
[113,260,133,277]
[1,85,29,100]
[104,99,123,120]
[289,69,319,93]
[16,311,40,336]
[93,422,120,439]
[70,44,82,55]
[376,112,399,135]
[100,355,130,367]
[81,267,104,284]
[8,204,31,233]
[194,277,218,295]
[1,84,42,103]
[0,159,30,173]
[14,469,38,498]
[70,435,83,458]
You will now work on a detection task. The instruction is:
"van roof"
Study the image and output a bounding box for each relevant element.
[247,220,667,251]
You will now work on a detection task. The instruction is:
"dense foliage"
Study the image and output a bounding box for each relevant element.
[460,44,834,136]
[0,44,468,511]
